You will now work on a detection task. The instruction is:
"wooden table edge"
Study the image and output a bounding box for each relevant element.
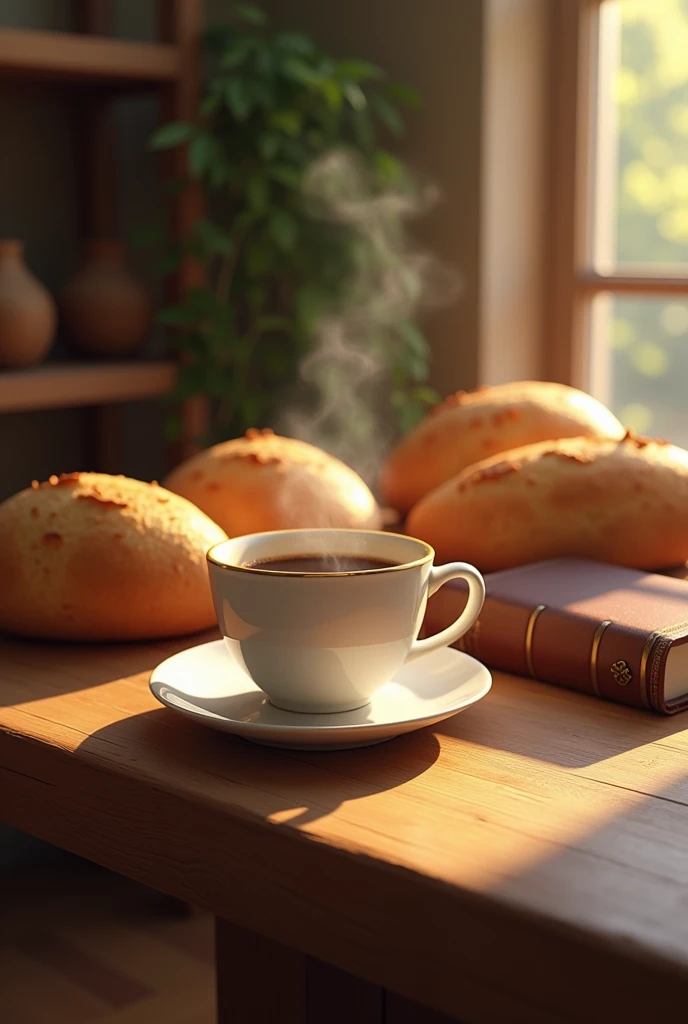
[2,723,688,1023]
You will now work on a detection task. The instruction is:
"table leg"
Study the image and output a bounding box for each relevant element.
[215,917,458,1024]
[385,993,457,1023]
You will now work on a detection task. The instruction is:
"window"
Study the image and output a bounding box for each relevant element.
[549,0,688,445]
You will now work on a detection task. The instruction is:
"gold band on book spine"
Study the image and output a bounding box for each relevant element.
[525,605,546,679]
[590,620,612,697]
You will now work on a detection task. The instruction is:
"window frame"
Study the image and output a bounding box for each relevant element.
[545,0,688,394]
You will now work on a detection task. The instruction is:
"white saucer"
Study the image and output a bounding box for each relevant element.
[149,641,491,751]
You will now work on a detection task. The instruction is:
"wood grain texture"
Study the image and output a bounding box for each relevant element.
[578,270,688,295]
[2,635,688,1022]
[0,28,179,85]
[158,0,209,459]
[543,0,596,387]
[0,361,176,414]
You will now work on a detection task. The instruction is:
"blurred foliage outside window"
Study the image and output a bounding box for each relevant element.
[602,0,688,443]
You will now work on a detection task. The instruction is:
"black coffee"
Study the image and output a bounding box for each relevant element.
[243,554,397,573]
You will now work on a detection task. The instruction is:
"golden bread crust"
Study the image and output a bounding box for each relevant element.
[407,432,688,571]
[163,429,381,535]
[380,380,624,512]
[0,472,227,640]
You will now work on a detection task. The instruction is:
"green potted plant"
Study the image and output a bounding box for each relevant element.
[149,2,439,445]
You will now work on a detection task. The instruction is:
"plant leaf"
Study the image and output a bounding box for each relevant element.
[157,250,183,274]
[344,83,366,111]
[239,393,264,425]
[161,176,188,197]
[319,78,343,111]
[261,343,291,376]
[397,401,424,434]
[219,48,248,71]
[371,94,404,136]
[188,134,216,178]
[399,320,429,357]
[186,287,217,314]
[131,223,164,248]
[257,314,291,332]
[336,59,384,82]
[384,81,421,109]
[200,93,221,117]
[374,149,401,183]
[172,361,212,402]
[295,285,325,334]
[258,132,280,159]
[225,78,253,120]
[350,109,375,151]
[165,412,182,440]
[246,235,274,275]
[157,305,200,327]
[219,36,257,68]
[207,308,238,359]
[233,2,267,26]
[283,57,322,87]
[169,331,208,354]
[276,30,315,55]
[149,121,194,150]
[269,109,302,136]
[412,385,440,405]
[247,284,267,308]
[255,41,272,75]
[269,209,298,251]
[194,219,235,256]
[268,163,303,189]
[209,158,231,189]
[246,174,269,211]
[398,321,430,381]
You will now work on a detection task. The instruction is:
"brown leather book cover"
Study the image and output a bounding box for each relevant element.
[422,558,688,713]
[659,563,688,581]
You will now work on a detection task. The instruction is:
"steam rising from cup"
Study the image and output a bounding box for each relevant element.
[277,148,460,525]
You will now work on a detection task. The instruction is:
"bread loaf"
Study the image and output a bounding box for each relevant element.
[0,473,227,641]
[164,428,381,536]
[407,432,688,571]
[380,380,624,513]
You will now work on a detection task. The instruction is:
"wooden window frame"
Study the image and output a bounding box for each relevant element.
[546,0,688,393]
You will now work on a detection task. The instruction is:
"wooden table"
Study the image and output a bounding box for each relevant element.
[1,633,688,1023]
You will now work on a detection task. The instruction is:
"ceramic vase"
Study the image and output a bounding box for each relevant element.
[60,240,152,357]
[0,240,56,369]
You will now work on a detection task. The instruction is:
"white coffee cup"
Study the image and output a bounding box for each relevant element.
[207,529,485,715]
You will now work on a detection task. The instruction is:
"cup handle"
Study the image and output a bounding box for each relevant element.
[405,562,485,663]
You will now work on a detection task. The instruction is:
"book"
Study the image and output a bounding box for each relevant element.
[422,558,688,713]
[659,563,688,581]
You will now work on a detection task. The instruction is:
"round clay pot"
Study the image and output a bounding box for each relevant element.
[0,240,56,369]
[60,240,152,357]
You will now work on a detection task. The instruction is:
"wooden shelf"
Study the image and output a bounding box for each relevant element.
[0,28,180,86]
[0,361,177,414]
[0,2,203,464]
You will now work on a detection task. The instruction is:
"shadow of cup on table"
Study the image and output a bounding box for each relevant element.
[76,703,442,829]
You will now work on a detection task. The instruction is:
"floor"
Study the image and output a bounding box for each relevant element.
[0,856,215,1024]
